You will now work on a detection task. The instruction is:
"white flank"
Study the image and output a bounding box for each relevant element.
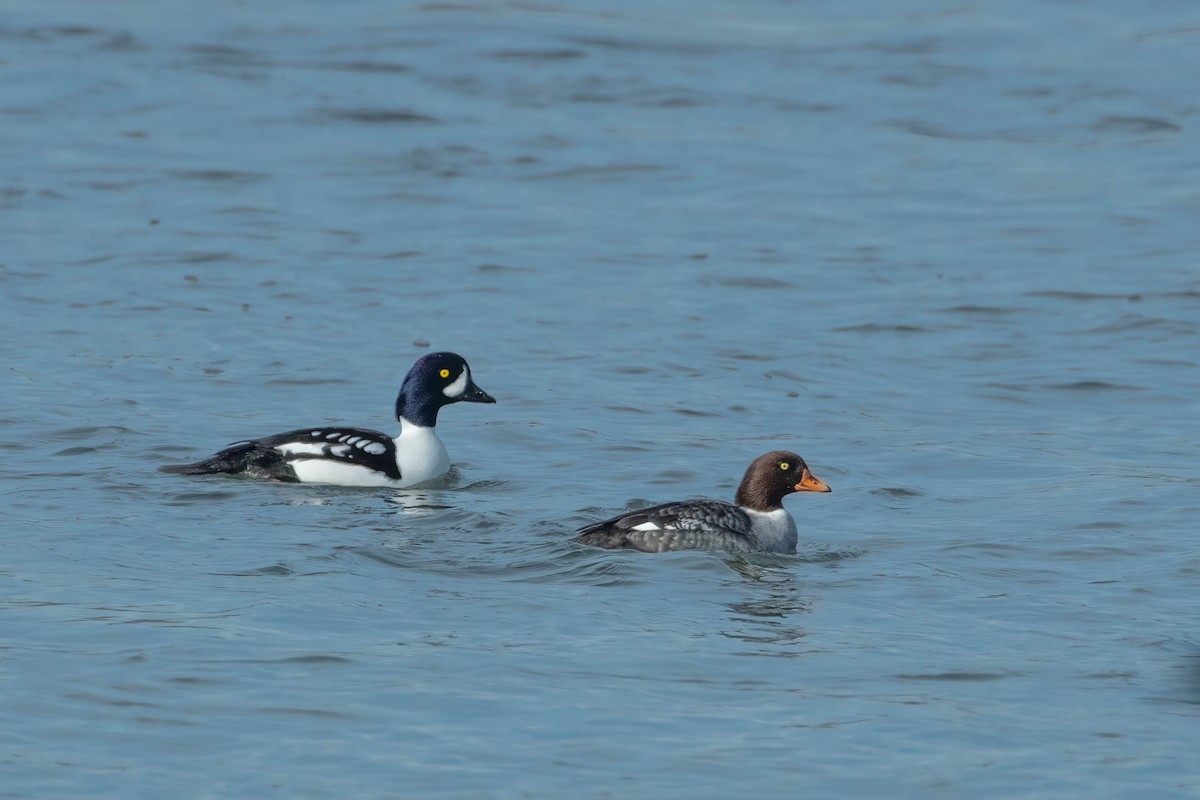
[289,459,400,487]
[442,369,469,398]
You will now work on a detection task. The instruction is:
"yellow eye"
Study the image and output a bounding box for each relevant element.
[439,369,450,378]
[779,462,790,471]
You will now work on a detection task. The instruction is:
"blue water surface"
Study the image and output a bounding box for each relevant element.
[3,1,1199,797]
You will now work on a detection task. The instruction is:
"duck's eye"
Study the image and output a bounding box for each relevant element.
[439,368,451,379]
[779,462,790,471]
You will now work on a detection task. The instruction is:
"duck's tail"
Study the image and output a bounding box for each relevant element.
[159,441,258,475]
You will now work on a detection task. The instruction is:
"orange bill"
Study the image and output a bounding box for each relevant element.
[795,468,831,493]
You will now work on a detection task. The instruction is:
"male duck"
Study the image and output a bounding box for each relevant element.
[160,352,494,487]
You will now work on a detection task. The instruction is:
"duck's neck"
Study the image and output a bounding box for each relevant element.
[395,391,442,429]
[735,478,783,512]
[397,416,429,435]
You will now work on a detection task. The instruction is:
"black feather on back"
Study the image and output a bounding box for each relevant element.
[159,440,288,478]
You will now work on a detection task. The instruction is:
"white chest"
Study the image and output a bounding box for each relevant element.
[744,508,798,554]
[393,420,450,487]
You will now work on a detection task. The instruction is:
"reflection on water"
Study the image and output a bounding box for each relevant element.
[721,560,813,655]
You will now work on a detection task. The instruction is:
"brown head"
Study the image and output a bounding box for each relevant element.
[733,449,831,512]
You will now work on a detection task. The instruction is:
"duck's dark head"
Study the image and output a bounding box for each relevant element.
[735,449,831,511]
[395,352,495,427]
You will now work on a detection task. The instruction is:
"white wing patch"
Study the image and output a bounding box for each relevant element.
[632,521,661,531]
[442,369,469,398]
[276,442,326,456]
[278,435,384,461]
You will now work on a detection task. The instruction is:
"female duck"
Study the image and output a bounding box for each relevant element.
[574,450,830,554]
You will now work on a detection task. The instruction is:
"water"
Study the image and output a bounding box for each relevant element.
[3,0,1199,796]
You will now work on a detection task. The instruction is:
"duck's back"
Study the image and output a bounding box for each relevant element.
[574,499,759,553]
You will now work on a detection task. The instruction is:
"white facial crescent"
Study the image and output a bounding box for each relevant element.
[442,369,469,398]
